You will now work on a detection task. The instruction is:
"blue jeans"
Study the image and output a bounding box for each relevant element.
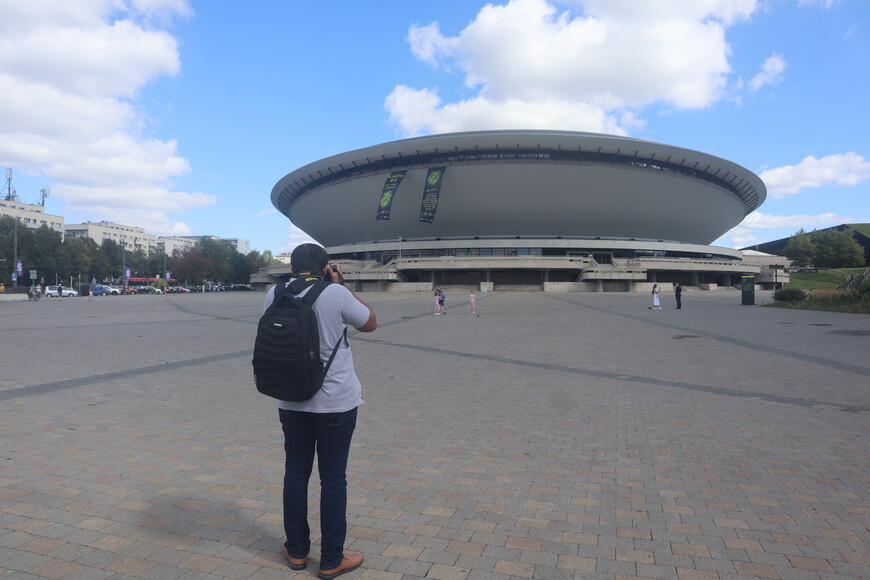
[279,407,357,570]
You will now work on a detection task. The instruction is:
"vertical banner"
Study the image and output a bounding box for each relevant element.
[376,170,407,221]
[419,167,446,224]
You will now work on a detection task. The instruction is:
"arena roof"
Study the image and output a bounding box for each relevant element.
[272,130,766,248]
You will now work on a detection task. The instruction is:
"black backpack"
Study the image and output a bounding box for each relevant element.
[252,278,344,402]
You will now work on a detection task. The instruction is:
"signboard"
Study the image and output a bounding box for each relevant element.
[165,271,171,280]
[16,259,22,275]
[419,167,446,224]
[125,268,131,278]
[376,171,406,221]
[29,270,37,279]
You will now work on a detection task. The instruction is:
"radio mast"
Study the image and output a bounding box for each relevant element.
[3,168,18,201]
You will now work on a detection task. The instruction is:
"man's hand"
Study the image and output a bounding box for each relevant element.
[323,263,344,285]
[322,263,376,332]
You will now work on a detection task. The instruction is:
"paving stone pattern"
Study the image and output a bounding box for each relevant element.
[1,290,868,579]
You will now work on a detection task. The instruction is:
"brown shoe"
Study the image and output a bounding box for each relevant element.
[318,552,363,579]
[283,548,308,570]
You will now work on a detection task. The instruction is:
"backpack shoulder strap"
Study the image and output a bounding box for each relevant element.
[269,278,318,308]
[293,279,330,306]
[269,281,290,306]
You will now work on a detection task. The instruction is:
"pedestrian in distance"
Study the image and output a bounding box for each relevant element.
[262,243,377,579]
[651,284,661,309]
[469,290,476,315]
[433,289,442,315]
[674,281,682,309]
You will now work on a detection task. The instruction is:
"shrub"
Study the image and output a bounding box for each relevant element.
[773,288,806,302]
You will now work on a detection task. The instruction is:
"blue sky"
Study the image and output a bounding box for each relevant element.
[1,0,867,254]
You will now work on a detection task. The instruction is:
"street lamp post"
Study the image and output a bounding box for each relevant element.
[4,169,18,286]
[398,236,402,261]
[12,215,17,286]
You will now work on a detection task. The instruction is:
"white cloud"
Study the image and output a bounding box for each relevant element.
[67,205,195,236]
[723,227,760,247]
[760,153,870,198]
[278,223,317,254]
[253,208,279,219]
[0,0,205,236]
[386,86,636,136]
[796,0,840,8]
[740,211,854,229]
[716,210,854,247]
[749,53,786,91]
[387,0,758,136]
[407,22,457,66]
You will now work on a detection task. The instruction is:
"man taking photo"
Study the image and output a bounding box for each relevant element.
[262,243,376,579]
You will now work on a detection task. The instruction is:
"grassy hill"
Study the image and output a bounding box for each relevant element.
[786,267,869,289]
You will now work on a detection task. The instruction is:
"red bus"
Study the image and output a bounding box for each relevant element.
[127,277,176,284]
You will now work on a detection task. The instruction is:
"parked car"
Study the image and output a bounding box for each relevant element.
[133,285,162,294]
[91,284,115,296]
[166,286,190,294]
[44,285,78,297]
[121,286,138,295]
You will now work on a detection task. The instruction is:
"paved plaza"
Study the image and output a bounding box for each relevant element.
[1,289,868,580]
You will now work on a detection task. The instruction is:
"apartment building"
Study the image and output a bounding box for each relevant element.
[64,221,158,254]
[0,199,65,232]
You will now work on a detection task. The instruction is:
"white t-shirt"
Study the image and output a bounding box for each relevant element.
[262,280,371,413]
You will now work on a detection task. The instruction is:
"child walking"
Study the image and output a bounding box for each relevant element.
[468,291,476,314]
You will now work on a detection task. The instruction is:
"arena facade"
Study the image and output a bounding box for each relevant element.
[256,130,784,292]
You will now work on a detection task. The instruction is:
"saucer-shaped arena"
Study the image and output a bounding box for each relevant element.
[269,130,767,290]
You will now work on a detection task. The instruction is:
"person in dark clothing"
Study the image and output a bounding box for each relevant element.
[674,282,682,309]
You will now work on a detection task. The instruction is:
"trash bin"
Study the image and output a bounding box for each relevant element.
[741,275,755,305]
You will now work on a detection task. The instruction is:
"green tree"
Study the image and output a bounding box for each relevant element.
[27,225,62,281]
[245,250,271,279]
[124,247,149,279]
[261,249,282,265]
[812,228,864,268]
[0,216,17,284]
[99,239,123,278]
[172,246,213,284]
[783,228,816,268]
[199,238,236,283]
[835,230,865,267]
[64,237,95,281]
[229,250,249,283]
[145,251,170,281]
